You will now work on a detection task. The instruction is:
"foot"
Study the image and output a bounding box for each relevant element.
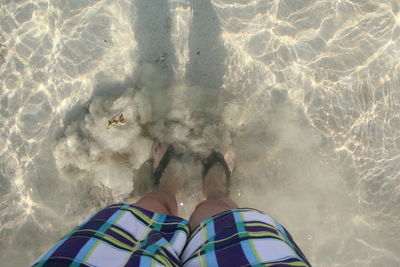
[153,142,182,195]
[203,148,235,198]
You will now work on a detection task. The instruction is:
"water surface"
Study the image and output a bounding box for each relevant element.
[1,0,399,266]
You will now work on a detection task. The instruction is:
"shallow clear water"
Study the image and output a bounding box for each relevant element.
[1,0,400,266]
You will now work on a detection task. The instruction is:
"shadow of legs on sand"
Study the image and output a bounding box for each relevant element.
[184,0,228,124]
[133,0,177,83]
[185,0,227,90]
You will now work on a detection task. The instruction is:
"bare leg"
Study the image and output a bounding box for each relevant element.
[134,188,178,216]
[134,144,181,217]
[189,162,238,229]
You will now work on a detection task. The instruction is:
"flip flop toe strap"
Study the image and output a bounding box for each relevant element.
[202,151,232,194]
[153,145,182,185]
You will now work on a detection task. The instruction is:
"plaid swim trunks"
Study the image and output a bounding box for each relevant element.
[32,204,310,266]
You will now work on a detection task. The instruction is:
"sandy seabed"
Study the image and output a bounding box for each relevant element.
[1,0,400,266]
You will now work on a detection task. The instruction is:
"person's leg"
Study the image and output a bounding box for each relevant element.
[189,196,238,230]
[189,162,238,229]
[185,152,311,266]
[134,144,181,217]
[134,188,178,216]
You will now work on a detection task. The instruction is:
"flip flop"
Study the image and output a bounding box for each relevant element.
[153,144,182,185]
[202,151,232,195]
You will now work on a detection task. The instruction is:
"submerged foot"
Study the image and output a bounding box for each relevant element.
[202,148,235,198]
[153,142,182,195]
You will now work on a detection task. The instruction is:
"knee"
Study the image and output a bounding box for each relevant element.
[195,197,237,212]
[134,190,178,216]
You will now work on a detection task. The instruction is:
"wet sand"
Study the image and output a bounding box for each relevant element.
[1,0,399,266]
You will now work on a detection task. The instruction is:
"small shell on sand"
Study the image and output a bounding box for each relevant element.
[108,114,126,128]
